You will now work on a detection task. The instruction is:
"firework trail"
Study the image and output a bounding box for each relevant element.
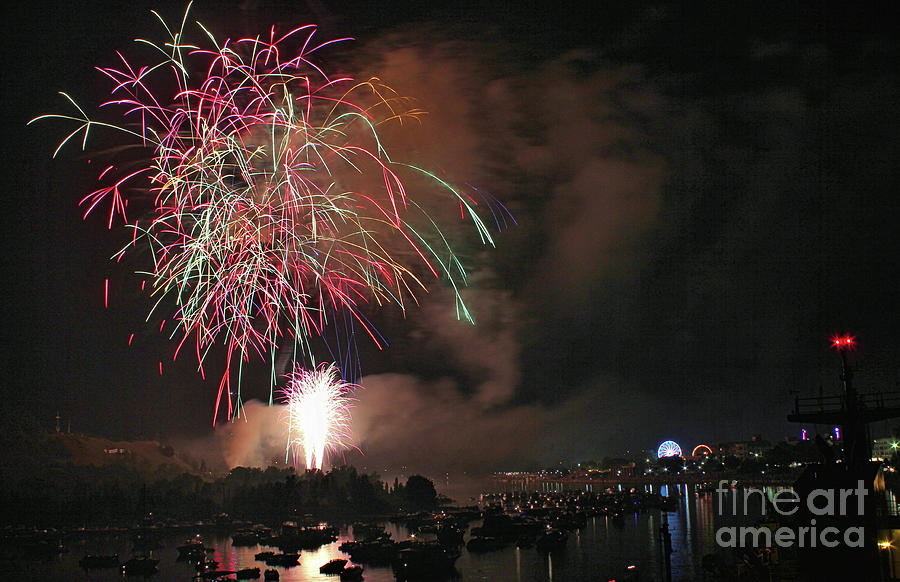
[281,363,355,470]
[33,4,509,423]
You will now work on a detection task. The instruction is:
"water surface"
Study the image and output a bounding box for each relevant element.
[9,482,770,581]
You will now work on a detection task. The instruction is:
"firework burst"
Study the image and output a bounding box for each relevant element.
[281,363,355,470]
[33,4,508,423]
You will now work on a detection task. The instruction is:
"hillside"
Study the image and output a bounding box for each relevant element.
[49,433,199,475]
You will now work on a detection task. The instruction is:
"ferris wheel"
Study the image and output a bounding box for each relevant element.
[657,440,683,458]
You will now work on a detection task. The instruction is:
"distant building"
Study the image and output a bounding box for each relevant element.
[716,435,771,459]
[614,462,636,477]
[746,437,771,458]
[872,437,896,461]
[716,442,746,458]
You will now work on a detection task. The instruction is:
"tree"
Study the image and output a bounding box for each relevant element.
[657,455,685,473]
[404,475,437,510]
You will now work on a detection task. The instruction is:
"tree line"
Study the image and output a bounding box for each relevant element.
[0,428,439,527]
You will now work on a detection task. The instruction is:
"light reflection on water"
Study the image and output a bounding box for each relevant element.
[10,483,783,582]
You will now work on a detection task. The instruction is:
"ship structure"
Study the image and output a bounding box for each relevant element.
[787,335,900,580]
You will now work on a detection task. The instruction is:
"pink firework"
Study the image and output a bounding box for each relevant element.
[34,5,505,423]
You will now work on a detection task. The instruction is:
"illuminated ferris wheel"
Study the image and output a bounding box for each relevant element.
[657,440,683,458]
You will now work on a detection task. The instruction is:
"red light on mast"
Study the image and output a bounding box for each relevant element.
[830,334,856,350]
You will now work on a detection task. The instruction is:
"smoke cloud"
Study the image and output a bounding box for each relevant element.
[218,400,288,469]
[193,31,669,474]
[341,27,666,463]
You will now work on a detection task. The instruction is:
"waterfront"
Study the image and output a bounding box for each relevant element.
[3,482,782,582]
[6,517,666,581]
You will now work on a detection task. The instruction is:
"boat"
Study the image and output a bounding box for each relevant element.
[195,570,235,579]
[264,553,299,567]
[79,554,119,569]
[320,558,348,574]
[339,565,364,580]
[339,539,398,566]
[177,538,208,560]
[122,556,160,575]
[195,558,219,572]
[465,536,506,552]
[263,570,279,581]
[232,530,261,546]
[435,524,464,547]
[535,529,568,553]
[515,535,536,548]
[352,521,387,541]
[392,542,459,581]
[273,524,338,551]
[23,540,66,559]
[132,530,163,551]
[236,567,261,579]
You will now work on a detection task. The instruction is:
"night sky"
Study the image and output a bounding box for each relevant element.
[2,1,898,474]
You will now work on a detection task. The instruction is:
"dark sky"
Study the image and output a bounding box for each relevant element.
[2,0,898,473]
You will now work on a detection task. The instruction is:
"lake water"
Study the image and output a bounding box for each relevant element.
[5,482,775,582]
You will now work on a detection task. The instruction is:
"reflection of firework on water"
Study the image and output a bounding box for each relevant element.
[281,363,355,471]
[34,5,507,423]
